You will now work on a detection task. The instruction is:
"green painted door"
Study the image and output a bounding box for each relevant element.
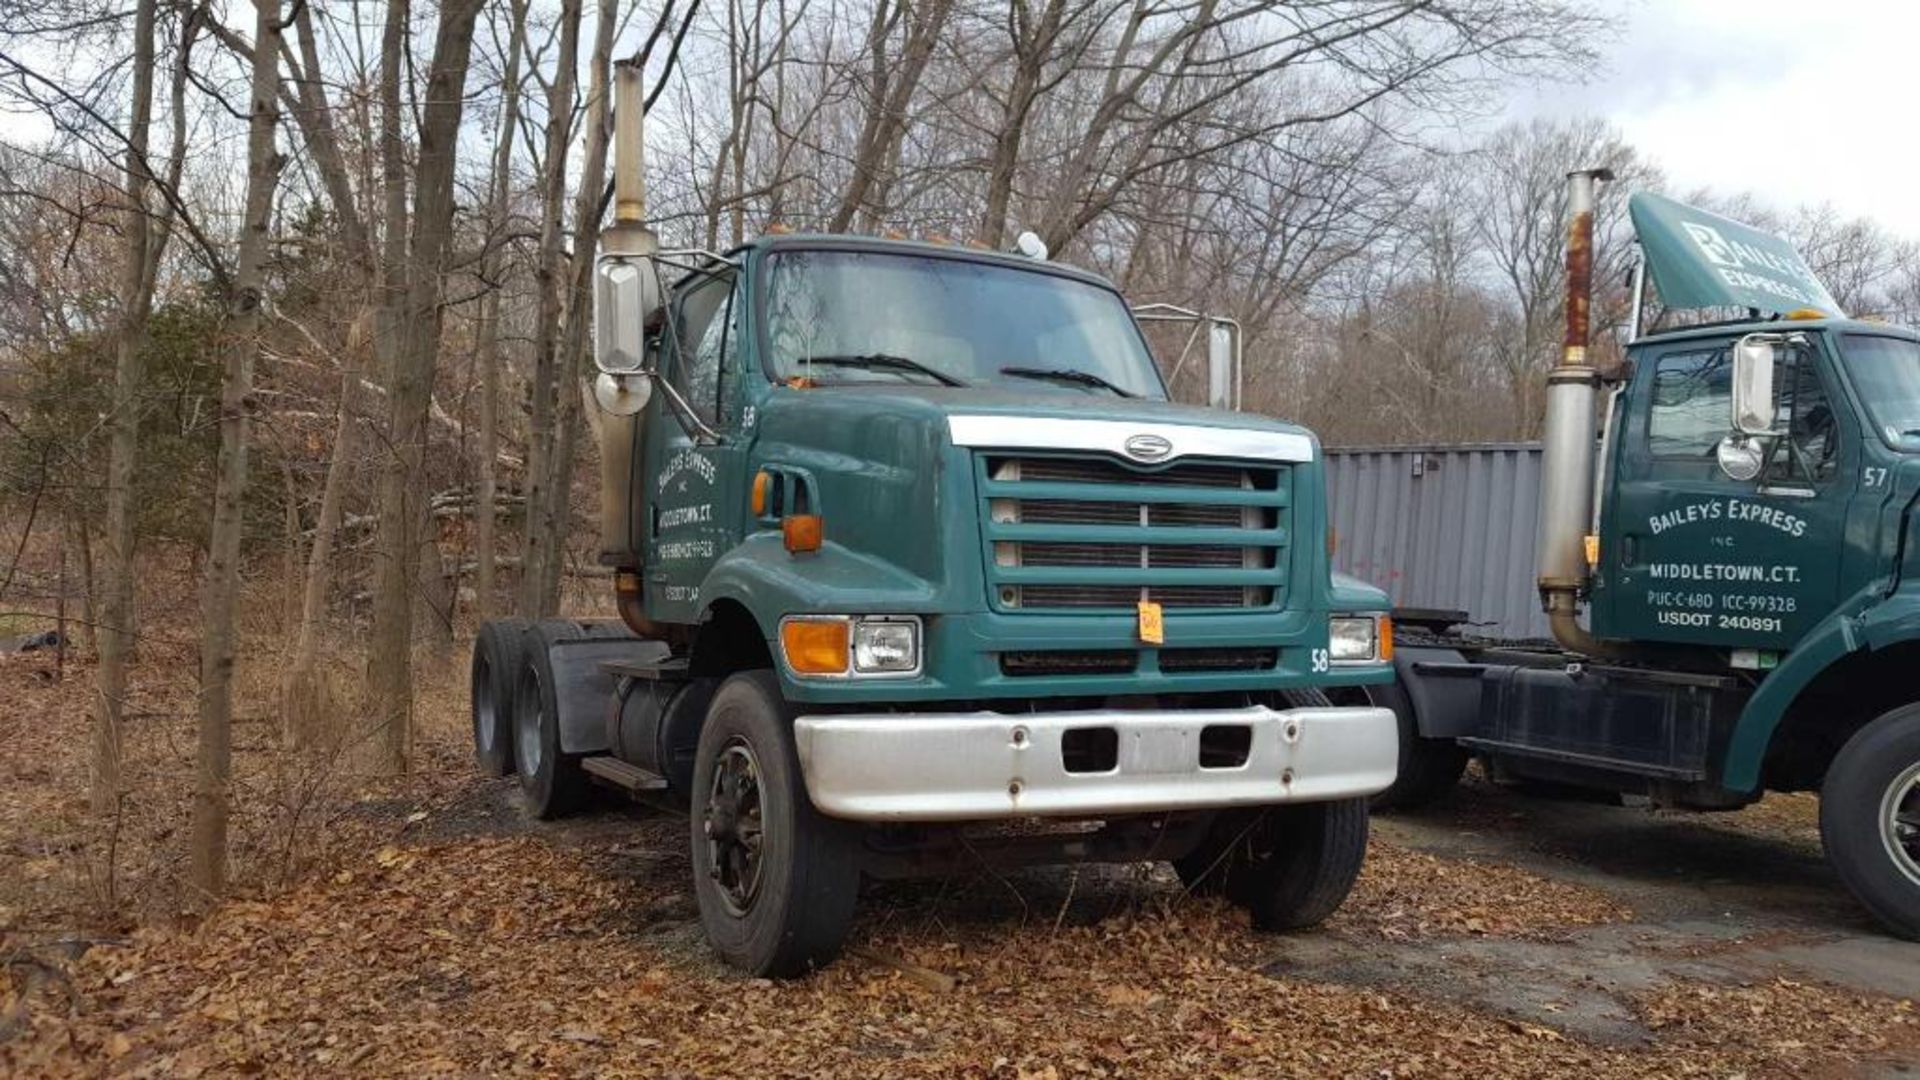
[1599,335,1851,649]
[645,264,749,625]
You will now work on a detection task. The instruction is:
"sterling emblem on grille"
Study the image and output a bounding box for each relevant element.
[1122,433,1173,462]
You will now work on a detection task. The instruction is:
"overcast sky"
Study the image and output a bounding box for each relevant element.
[5,0,1913,240]
[1514,0,1920,237]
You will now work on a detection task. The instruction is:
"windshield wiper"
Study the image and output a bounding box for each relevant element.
[799,352,966,387]
[999,365,1135,397]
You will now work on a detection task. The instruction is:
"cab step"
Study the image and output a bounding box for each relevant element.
[581,756,670,792]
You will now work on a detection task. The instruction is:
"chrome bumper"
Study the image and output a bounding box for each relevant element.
[791,705,1396,822]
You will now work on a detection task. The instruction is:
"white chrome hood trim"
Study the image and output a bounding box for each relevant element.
[947,414,1314,464]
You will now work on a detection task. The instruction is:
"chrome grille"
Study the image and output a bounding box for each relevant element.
[980,453,1290,612]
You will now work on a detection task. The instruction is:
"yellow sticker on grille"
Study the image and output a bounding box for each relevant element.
[1137,600,1164,645]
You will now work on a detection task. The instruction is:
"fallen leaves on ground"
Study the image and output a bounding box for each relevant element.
[1335,842,1632,941]
[3,644,1915,1079]
[3,810,1913,1078]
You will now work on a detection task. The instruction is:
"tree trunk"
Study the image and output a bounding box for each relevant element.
[536,0,617,616]
[282,326,366,748]
[518,0,583,619]
[191,0,282,900]
[90,0,162,816]
[473,0,530,626]
[277,0,382,746]
[365,0,488,775]
[829,0,955,233]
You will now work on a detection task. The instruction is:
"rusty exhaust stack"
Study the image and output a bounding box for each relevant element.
[1536,167,1624,658]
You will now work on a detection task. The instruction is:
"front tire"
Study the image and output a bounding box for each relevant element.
[1177,800,1370,930]
[471,618,532,776]
[690,671,859,977]
[1820,704,1920,940]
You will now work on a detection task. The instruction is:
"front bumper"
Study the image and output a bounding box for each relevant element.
[792,704,1396,821]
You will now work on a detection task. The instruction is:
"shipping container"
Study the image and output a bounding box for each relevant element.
[1324,443,1549,640]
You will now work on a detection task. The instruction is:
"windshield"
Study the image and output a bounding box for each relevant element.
[1841,333,1920,446]
[762,249,1167,399]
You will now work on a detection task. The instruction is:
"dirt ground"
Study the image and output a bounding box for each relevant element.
[2,644,1918,1078]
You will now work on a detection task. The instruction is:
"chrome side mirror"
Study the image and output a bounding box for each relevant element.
[1730,333,1780,436]
[1715,434,1765,482]
[592,254,661,417]
[594,254,661,375]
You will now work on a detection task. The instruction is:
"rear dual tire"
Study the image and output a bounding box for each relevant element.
[471,618,532,776]
[514,620,592,820]
[1331,679,1467,810]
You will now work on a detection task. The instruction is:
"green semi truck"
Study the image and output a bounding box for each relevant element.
[467,62,1398,976]
[1346,172,1920,940]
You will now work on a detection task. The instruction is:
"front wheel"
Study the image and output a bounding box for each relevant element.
[1820,704,1920,940]
[690,671,859,977]
[1174,798,1371,930]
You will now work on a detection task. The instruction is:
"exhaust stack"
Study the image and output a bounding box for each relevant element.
[1536,167,1620,656]
[597,60,659,575]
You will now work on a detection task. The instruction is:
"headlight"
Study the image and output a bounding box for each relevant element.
[780,615,922,677]
[1329,614,1390,663]
[852,618,919,673]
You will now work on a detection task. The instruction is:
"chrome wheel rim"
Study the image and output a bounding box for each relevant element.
[702,737,766,916]
[1884,760,1920,888]
[516,668,544,779]
[473,654,496,755]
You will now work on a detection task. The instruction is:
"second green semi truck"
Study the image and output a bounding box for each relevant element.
[1344,173,1920,941]
[467,62,1398,976]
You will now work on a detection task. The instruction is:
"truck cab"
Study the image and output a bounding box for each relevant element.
[1371,184,1920,943]
[1595,319,1920,655]
[471,82,1399,980]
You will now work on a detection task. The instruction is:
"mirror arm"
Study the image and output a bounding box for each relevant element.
[652,370,725,445]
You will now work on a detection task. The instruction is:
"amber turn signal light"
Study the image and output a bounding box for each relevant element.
[780,618,848,675]
[1378,615,1394,662]
[751,471,772,515]
[783,514,823,553]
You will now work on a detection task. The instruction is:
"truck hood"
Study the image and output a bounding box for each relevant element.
[747,382,1325,610]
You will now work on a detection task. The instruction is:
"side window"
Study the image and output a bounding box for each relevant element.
[1646,348,1731,464]
[670,270,737,425]
[1766,349,1839,485]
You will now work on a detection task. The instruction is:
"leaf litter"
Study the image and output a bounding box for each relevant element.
[1,655,1915,1077]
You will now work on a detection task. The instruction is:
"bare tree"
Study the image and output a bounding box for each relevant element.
[536,0,621,613]
[473,0,532,624]
[191,0,283,898]
[366,0,488,774]
[1474,117,1647,429]
[518,0,584,619]
[830,0,956,231]
[91,0,185,814]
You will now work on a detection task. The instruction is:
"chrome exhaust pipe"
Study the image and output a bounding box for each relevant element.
[597,61,658,577]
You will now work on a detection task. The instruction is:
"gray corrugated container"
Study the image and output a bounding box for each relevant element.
[1324,443,1550,640]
